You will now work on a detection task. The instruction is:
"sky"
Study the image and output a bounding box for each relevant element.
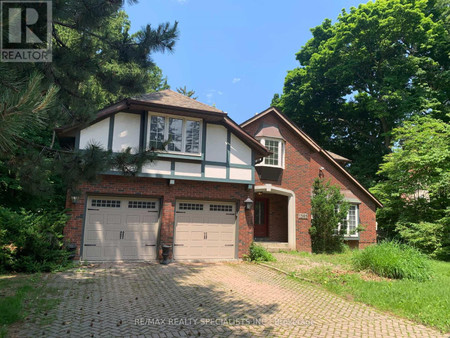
[124,0,368,124]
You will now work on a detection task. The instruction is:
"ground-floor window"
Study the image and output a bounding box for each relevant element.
[337,204,358,237]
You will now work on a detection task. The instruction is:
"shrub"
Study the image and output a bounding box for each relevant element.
[352,241,432,281]
[309,178,349,254]
[396,221,449,260]
[248,243,276,262]
[0,207,71,273]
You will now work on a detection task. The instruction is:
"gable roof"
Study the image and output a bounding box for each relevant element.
[241,107,382,208]
[132,89,224,114]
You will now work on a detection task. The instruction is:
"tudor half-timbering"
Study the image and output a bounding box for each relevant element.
[60,90,382,262]
[59,90,269,261]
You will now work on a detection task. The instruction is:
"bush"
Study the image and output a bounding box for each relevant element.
[0,207,71,273]
[248,243,276,262]
[396,221,449,260]
[309,178,349,254]
[352,241,432,281]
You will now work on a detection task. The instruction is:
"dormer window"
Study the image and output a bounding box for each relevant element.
[261,138,284,168]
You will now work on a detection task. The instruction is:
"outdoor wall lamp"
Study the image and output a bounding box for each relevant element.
[244,197,253,210]
[70,194,80,204]
[319,166,325,179]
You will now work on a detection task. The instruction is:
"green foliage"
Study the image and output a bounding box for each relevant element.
[309,178,349,253]
[0,70,58,154]
[0,207,71,273]
[248,243,276,262]
[0,1,178,212]
[396,221,448,260]
[370,116,450,258]
[275,0,449,187]
[352,241,432,281]
[176,86,198,99]
[59,144,159,193]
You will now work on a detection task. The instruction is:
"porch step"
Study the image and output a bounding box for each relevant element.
[256,242,289,253]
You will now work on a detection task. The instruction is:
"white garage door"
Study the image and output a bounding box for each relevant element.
[174,200,237,260]
[83,196,159,261]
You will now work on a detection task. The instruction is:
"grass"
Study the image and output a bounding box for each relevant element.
[269,250,450,333]
[352,241,431,281]
[0,273,59,337]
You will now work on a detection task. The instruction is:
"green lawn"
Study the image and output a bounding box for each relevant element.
[0,274,58,337]
[267,251,450,333]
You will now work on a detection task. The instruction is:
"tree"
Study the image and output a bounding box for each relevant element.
[0,67,58,155]
[370,116,450,259]
[4,1,178,125]
[309,178,349,253]
[176,86,198,100]
[274,0,449,188]
[0,1,179,211]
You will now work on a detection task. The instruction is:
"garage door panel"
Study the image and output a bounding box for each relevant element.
[83,246,102,260]
[175,246,202,258]
[219,232,234,242]
[88,213,103,224]
[107,214,122,224]
[85,230,114,242]
[142,214,159,224]
[174,200,236,260]
[174,229,190,241]
[121,245,138,257]
[124,230,157,242]
[83,196,159,261]
[138,246,157,258]
[102,246,119,259]
[206,231,221,241]
[125,215,140,224]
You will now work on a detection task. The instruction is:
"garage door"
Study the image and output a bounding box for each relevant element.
[174,200,237,260]
[83,196,159,261]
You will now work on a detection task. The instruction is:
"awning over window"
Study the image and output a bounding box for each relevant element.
[255,123,285,140]
[342,190,362,204]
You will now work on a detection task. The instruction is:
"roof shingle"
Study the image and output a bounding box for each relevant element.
[132,89,224,114]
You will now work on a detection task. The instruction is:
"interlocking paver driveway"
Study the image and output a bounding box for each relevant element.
[13,262,444,337]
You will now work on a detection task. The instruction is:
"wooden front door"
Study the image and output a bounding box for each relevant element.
[254,198,268,237]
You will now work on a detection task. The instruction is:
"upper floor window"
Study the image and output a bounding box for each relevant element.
[148,114,201,154]
[258,137,284,168]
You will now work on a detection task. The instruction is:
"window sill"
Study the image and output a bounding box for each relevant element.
[155,152,203,161]
[256,164,284,169]
[343,236,359,241]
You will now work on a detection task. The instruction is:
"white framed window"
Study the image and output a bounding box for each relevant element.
[337,205,359,237]
[257,137,284,168]
[148,113,201,155]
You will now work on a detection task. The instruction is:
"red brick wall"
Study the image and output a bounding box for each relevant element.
[243,111,377,251]
[64,175,254,259]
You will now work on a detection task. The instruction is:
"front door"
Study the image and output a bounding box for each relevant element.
[254,198,268,237]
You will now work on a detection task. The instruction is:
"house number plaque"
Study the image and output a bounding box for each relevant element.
[298,213,308,220]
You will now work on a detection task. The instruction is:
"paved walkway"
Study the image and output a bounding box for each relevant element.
[13,262,443,337]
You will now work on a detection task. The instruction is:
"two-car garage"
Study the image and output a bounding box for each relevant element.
[82,196,237,261]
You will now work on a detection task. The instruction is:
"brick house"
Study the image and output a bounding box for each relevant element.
[58,90,381,261]
[241,107,382,252]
